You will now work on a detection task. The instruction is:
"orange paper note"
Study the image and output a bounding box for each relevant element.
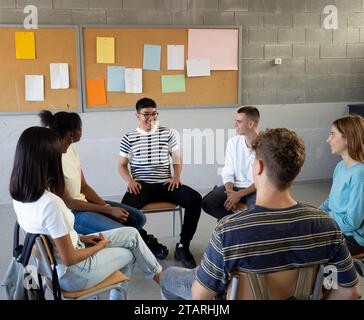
[86,79,107,106]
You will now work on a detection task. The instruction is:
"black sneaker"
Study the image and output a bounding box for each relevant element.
[146,234,169,260]
[174,243,197,269]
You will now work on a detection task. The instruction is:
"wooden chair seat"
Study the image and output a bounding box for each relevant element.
[142,202,178,211]
[62,271,128,299]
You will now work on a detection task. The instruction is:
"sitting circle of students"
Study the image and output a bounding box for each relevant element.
[7,97,364,300]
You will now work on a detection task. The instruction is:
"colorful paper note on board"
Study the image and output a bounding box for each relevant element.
[86,79,107,106]
[167,45,184,70]
[50,63,69,89]
[188,29,238,70]
[186,59,211,77]
[143,44,161,71]
[25,75,44,101]
[107,66,125,92]
[161,75,186,93]
[15,32,36,59]
[125,68,142,93]
[96,37,115,64]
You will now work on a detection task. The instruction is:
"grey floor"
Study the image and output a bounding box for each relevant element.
[1,182,363,300]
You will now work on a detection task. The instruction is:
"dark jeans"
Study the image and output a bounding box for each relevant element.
[344,235,364,256]
[202,185,256,220]
[122,181,202,247]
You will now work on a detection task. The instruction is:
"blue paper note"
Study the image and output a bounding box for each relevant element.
[107,66,125,92]
[143,44,161,71]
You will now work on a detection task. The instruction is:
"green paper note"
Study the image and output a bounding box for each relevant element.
[161,74,186,93]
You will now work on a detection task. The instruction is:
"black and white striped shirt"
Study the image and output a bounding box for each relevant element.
[119,126,179,183]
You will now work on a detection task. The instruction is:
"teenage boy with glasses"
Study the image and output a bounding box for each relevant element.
[118,97,202,268]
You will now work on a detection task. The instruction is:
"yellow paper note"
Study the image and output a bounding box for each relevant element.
[97,37,115,64]
[15,32,35,59]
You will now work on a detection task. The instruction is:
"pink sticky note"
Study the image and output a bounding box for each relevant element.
[188,29,238,71]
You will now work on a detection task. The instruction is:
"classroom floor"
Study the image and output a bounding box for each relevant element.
[1,182,363,300]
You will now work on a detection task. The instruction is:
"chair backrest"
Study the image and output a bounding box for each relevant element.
[226,265,321,300]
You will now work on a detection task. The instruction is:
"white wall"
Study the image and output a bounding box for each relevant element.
[0,102,348,205]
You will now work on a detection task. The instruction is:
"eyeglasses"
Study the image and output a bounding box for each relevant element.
[138,112,159,119]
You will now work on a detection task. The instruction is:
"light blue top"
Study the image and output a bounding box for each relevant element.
[320,160,364,246]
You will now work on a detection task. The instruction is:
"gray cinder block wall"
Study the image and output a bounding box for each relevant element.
[0,0,363,205]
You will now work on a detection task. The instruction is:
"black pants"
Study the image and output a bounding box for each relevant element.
[344,235,364,256]
[122,181,202,247]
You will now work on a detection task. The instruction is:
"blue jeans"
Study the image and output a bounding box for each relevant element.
[160,267,197,300]
[59,227,162,300]
[73,201,146,235]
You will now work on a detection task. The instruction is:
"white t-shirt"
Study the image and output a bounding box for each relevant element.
[13,190,80,277]
[221,135,255,188]
[62,144,87,202]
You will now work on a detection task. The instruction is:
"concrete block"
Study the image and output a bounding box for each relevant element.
[335,0,361,12]
[277,59,305,74]
[293,13,320,28]
[156,0,188,11]
[72,9,106,24]
[16,0,52,9]
[277,0,306,13]
[241,28,248,44]
[219,0,248,11]
[0,8,23,23]
[344,74,364,87]
[248,60,277,74]
[265,44,292,59]
[278,29,305,43]
[249,28,277,43]
[54,0,88,9]
[234,12,263,27]
[305,59,360,73]
[172,11,204,25]
[277,90,305,104]
[241,75,263,90]
[320,44,347,58]
[263,75,306,90]
[264,13,292,28]
[306,0,334,13]
[107,10,172,25]
[348,13,364,27]
[306,88,346,103]
[0,0,15,8]
[188,0,219,10]
[89,0,122,9]
[241,44,264,59]
[204,11,234,25]
[293,45,319,58]
[123,0,156,10]
[248,90,277,105]
[360,28,364,42]
[241,90,249,104]
[334,28,360,43]
[38,9,72,24]
[347,43,364,57]
[344,88,364,101]
[304,74,342,89]
[306,29,333,42]
[248,0,277,12]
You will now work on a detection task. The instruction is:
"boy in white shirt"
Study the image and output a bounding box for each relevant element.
[202,106,260,220]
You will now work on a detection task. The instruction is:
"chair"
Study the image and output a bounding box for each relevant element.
[227,265,324,300]
[33,234,128,300]
[141,202,183,237]
[352,252,364,278]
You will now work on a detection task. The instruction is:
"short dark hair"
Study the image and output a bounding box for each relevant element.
[9,127,65,202]
[237,106,260,123]
[136,97,157,112]
[39,110,82,139]
[252,128,305,191]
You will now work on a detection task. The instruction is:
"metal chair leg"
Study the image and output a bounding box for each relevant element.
[173,209,176,237]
